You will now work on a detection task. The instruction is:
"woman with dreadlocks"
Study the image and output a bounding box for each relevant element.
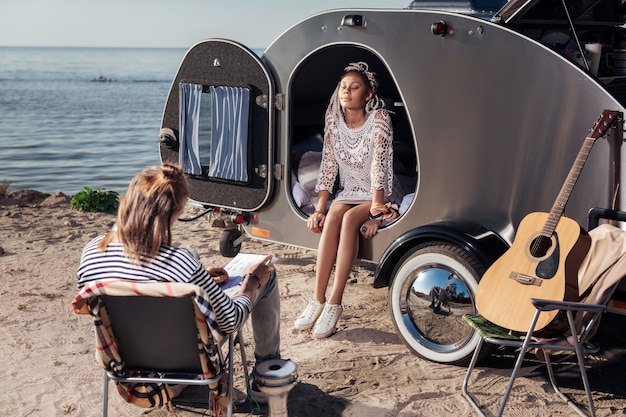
[294,62,398,339]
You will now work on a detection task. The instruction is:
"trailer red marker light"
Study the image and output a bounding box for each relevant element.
[431,21,448,37]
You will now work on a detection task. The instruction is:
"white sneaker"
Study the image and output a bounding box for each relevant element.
[312,304,343,339]
[294,300,324,330]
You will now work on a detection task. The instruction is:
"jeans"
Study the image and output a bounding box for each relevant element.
[250,269,281,364]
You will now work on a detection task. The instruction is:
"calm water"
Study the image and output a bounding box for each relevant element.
[0,46,188,195]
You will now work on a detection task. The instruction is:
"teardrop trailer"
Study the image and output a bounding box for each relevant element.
[159,0,626,365]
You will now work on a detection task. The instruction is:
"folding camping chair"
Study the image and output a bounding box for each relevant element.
[462,207,626,417]
[72,280,249,417]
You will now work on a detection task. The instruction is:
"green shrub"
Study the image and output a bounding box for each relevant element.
[71,187,119,214]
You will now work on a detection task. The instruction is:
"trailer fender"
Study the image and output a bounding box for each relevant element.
[373,220,509,289]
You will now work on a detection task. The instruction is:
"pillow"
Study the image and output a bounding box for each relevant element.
[297,151,323,199]
[291,172,310,207]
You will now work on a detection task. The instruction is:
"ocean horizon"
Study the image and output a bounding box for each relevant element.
[0,45,261,196]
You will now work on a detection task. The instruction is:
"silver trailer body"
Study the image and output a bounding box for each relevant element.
[160,0,626,363]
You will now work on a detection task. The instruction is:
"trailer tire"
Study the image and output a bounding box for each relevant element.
[219,228,243,258]
[389,242,492,365]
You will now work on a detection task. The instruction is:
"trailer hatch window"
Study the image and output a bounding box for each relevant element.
[179,83,250,183]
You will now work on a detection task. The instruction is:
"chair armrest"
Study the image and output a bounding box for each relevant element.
[530,298,606,314]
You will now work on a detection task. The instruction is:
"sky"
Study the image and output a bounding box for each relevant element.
[1,0,412,49]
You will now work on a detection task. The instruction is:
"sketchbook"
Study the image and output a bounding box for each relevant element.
[220,253,278,296]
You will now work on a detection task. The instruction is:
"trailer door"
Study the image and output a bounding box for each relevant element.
[160,39,275,211]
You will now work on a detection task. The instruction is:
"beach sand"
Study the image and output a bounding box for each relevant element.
[1,192,625,416]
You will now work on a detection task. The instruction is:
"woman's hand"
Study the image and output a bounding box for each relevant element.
[246,254,276,287]
[307,210,326,233]
[207,267,230,284]
[237,254,276,301]
[360,219,382,239]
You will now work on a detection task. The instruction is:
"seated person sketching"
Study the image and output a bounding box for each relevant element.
[76,163,279,404]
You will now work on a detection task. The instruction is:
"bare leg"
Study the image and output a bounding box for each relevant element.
[313,204,352,303]
[328,204,370,305]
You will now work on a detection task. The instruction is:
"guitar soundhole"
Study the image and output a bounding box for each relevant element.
[529,235,553,258]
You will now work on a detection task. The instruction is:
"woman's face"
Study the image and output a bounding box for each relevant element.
[338,72,372,112]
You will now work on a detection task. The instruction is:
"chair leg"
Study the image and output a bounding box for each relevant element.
[463,335,534,417]
[544,353,594,417]
[570,310,597,417]
[465,321,539,416]
[102,371,109,417]
[219,329,250,416]
[494,328,540,417]
[574,348,597,417]
[227,334,234,417]
[542,312,596,417]
[462,338,487,417]
[238,329,249,386]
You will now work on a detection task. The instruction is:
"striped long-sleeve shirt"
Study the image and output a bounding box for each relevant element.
[77,235,251,335]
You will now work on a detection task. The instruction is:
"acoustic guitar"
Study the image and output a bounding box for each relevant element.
[475,109,620,335]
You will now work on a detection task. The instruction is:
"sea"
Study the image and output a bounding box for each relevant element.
[0,46,266,196]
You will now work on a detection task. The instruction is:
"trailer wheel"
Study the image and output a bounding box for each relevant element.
[389,242,491,365]
[219,228,243,258]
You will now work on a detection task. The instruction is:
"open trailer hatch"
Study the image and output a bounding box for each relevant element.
[160,39,275,211]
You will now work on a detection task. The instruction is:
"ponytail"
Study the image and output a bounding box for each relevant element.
[99,163,189,264]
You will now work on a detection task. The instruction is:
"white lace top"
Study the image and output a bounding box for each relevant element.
[315,108,394,203]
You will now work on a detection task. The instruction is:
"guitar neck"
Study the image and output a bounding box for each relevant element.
[541,136,596,237]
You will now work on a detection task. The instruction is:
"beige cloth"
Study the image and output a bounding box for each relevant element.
[574,224,626,339]
[578,224,626,297]
[538,224,626,347]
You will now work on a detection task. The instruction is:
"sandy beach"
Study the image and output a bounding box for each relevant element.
[1,191,625,417]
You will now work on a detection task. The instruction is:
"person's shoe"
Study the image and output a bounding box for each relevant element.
[312,303,343,339]
[294,300,324,330]
[249,379,267,404]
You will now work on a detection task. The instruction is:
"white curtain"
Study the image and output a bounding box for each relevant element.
[209,86,250,182]
[179,83,203,175]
